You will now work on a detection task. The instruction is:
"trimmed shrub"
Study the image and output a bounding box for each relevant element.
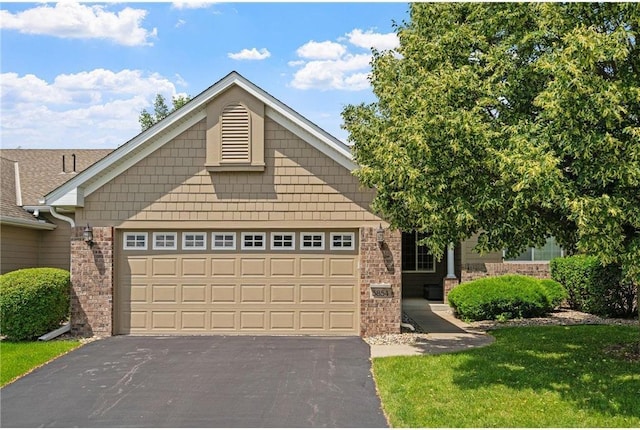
[447,275,564,322]
[0,268,70,340]
[539,279,568,309]
[550,256,637,318]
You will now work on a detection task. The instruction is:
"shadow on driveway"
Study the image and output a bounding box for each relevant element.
[1,336,387,428]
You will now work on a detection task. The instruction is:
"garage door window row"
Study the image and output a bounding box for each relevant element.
[123,232,355,252]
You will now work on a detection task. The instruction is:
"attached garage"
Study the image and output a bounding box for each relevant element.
[116,230,360,335]
[47,72,401,338]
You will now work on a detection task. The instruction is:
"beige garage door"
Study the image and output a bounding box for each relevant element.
[115,230,359,335]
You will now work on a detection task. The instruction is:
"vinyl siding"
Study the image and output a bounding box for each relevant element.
[460,233,503,267]
[79,118,380,227]
[0,225,39,274]
[38,215,72,270]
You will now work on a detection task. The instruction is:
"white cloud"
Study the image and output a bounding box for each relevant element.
[175,19,187,28]
[0,69,183,149]
[296,40,346,60]
[346,29,399,51]
[228,48,271,61]
[0,3,157,46]
[290,54,372,91]
[288,28,398,91]
[172,2,216,9]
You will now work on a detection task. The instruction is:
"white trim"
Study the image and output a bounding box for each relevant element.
[446,242,456,278]
[300,232,325,250]
[329,232,355,251]
[241,232,266,250]
[212,232,236,250]
[270,232,296,251]
[44,72,356,208]
[0,216,57,230]
[182,232,207,250]
[266,106,356,171]
[123,232,148,250]
[47,111,206,207]
[152,232,177,250]
[13,161,22,206]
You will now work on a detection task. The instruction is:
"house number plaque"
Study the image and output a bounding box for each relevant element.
[370,283,393,298]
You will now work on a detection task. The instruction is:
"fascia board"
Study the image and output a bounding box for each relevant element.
[44,72,358,206]
[82,111,207,196]
[45,110,206,205]
[231,78,357,170]
[0,216,57,230]
[265,106,357,171]
[44,75,241,206]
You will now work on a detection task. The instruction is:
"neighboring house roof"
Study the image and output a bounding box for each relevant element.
[0,150,111,228]
[45,71,357,208]
[0,149,112,206]
[0,156,35,223]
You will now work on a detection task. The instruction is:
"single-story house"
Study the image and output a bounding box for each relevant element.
[1,72,558,338]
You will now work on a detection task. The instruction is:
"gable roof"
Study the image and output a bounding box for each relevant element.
[45,71,357,208]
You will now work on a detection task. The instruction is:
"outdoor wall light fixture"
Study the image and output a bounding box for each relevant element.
[376,224,385,246]
[83,224,94,246]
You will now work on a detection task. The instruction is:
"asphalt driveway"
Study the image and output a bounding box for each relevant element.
[1,336,387,427]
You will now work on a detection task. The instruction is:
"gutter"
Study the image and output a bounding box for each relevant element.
[0,216,57,230]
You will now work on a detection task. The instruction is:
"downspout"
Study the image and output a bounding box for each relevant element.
[39,206,75,341]
[49,206,76,228]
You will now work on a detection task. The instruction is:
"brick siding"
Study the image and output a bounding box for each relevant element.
[359,227,402,336]
[70,226,114,337]
[461,262,551,283]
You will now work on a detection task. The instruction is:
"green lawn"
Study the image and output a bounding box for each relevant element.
[373,325,640,427]
[0,340,82,387]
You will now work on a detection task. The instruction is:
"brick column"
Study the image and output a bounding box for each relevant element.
[359,227,402,336]
[70,226,114,337]
[443,277,460,304]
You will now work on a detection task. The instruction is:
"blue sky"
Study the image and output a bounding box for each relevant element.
[1,2,409,149]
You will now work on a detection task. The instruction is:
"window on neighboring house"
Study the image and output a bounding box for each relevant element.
[300,233,325,250]
[212,232,236,250]
[330,232,355,250]
[242,232,266,250]
[505,237,564,262]
[401,232,435,272]
[153,232,177,250]
[271,232,295,250]
[124,232,148,250]
[183,232,207,250]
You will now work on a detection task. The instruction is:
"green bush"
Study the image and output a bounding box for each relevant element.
[539,279,568,309]
[550,256,637,318]
[448,275,565,322]
[0,268,70,340]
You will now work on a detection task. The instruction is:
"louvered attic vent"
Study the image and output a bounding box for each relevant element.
[221,103,250,162]
[205,89,265,172]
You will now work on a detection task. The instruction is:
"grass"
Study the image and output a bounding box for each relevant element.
[373,325,640,427]
[0,340,81,387]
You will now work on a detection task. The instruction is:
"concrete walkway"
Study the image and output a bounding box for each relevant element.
[370,298,494,358]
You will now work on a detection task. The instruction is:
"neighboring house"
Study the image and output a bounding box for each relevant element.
[0,149,111,274]
[6,72,558,338]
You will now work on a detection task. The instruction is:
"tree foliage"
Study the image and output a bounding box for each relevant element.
[342,3,640,284]
[139,93,191,131]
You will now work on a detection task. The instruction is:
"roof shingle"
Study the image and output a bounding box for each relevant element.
[0,149,112,207]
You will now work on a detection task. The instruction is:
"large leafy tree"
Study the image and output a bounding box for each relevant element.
[139,93,191,131]
[342,3,640,284]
